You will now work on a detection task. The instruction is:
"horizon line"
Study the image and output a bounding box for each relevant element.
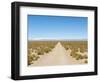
[28,39,87,41]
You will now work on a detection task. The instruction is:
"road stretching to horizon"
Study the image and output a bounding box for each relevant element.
[30,42,84,66]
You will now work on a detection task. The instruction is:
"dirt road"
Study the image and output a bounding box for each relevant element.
[30,42,83,66]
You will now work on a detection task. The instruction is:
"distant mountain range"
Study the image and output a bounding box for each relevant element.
[29,38,87,41]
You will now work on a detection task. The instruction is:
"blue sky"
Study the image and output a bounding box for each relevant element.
[28,15,88,40]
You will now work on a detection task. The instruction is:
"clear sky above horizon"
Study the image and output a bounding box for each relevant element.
[28,15,88,40]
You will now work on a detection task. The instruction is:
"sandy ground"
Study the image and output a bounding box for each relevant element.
[30,42,84,66]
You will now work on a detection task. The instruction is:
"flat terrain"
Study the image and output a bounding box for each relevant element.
[30,42,85,66]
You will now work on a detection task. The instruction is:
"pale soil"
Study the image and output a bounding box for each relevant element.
[30,42,86,66]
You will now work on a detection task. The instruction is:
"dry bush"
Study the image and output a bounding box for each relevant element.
[84,60,88,63]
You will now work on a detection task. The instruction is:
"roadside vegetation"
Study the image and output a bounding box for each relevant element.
[61,41,88,63]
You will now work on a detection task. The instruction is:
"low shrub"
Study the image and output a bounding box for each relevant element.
[84,60,88,63]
